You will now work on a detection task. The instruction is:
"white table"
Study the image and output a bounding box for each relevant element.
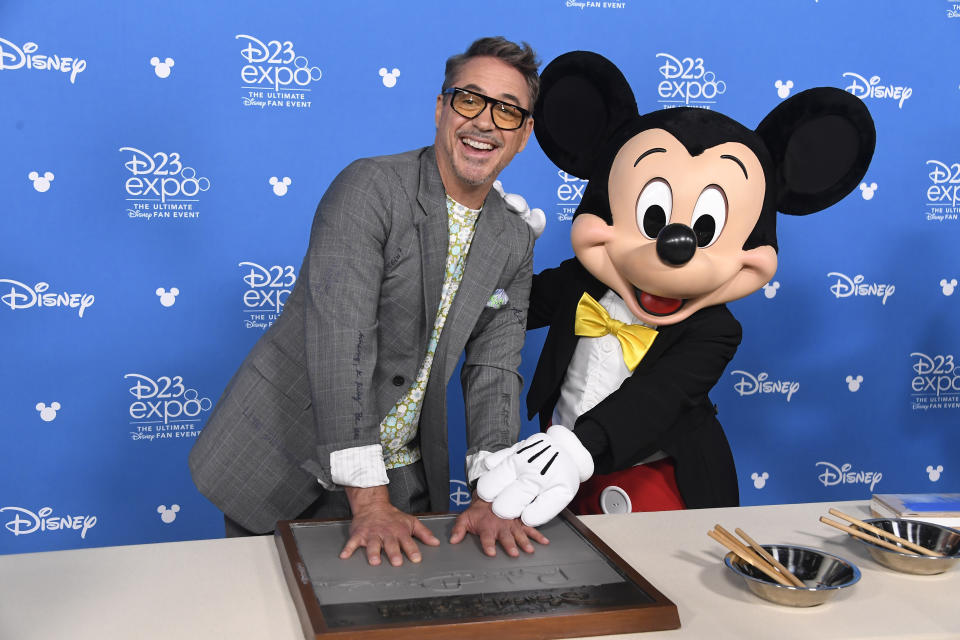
[1,501,957,639]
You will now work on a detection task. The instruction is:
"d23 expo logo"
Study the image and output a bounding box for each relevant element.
[911,352,960,411]
[239,261,295,330]
[125,374,212,441]
[925,160,960,222]
[120,147,210,221]
[237,34,320,109]
[655,54,726,109]
[553,170,587,222]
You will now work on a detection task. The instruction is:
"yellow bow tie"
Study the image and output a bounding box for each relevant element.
[574,292,658,371]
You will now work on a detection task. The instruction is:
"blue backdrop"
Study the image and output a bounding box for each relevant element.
[2,0,958,554]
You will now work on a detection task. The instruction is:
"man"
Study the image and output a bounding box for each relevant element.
[189,37,545,566]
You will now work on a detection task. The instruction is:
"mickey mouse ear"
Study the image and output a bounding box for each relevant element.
[756,87,875,216]
[534,51,639,179]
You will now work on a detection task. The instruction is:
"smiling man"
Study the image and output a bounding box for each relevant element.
[189,37,544,566]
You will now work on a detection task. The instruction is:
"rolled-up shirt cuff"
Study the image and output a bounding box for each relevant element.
[465,450,494,485]
[319,444,389,490]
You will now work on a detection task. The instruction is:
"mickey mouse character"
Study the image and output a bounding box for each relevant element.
[477,51,875,525]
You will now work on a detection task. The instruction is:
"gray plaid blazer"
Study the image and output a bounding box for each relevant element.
[189,147,534,533]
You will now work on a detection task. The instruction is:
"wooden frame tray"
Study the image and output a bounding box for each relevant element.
[274,510,679,639]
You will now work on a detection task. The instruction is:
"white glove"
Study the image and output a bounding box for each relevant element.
[493,180,546,238]
[477,425,594,527]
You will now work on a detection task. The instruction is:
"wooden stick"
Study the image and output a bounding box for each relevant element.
[707,528,795,587]
[819,516,942,557]
[734,527,806,587]
[827,508,942,557]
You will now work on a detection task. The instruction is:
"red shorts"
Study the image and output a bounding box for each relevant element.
[571,458,686,515]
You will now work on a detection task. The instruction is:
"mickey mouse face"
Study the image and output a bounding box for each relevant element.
[534,51,875,326]
[574,129,775,321]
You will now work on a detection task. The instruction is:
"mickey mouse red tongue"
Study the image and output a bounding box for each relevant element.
[637,289,683,316]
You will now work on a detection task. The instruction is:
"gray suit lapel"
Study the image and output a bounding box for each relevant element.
[415,148,448,326]
[415,147,510,384]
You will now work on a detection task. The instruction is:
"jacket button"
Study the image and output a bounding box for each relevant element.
[392,375,405,386]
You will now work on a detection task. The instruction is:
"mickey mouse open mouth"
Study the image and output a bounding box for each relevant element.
[636,288,684,316]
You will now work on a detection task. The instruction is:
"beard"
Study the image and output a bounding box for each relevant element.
[439,129,507,188]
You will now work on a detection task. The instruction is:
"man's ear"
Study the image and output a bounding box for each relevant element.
[534,51,639,179]
[435,94,444,128]
[755,87,875,216]
[516,116,534,154]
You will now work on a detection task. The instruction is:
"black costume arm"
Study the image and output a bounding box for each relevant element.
[573,306,741,474]
[528,261,575,329]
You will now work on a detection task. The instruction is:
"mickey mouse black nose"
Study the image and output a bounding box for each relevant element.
[656,223,698,266]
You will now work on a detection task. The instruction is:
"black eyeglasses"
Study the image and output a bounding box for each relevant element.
[441,87,530,131]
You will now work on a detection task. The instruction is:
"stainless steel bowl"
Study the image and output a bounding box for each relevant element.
[724,544,860,607]
[850,519,960,575]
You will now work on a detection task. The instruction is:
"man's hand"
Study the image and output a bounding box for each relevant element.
[449,494,550,557]
[340,485,440,566]
[476,425,594,527]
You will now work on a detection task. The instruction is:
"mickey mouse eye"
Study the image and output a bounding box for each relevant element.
[636,179,672,240]
[691,186,727,248]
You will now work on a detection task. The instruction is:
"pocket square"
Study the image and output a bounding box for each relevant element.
[486,288,509,309]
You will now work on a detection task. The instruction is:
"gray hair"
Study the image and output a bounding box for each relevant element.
[442,37,540,107]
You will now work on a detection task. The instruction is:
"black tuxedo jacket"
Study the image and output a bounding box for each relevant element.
[527,258,740,508]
